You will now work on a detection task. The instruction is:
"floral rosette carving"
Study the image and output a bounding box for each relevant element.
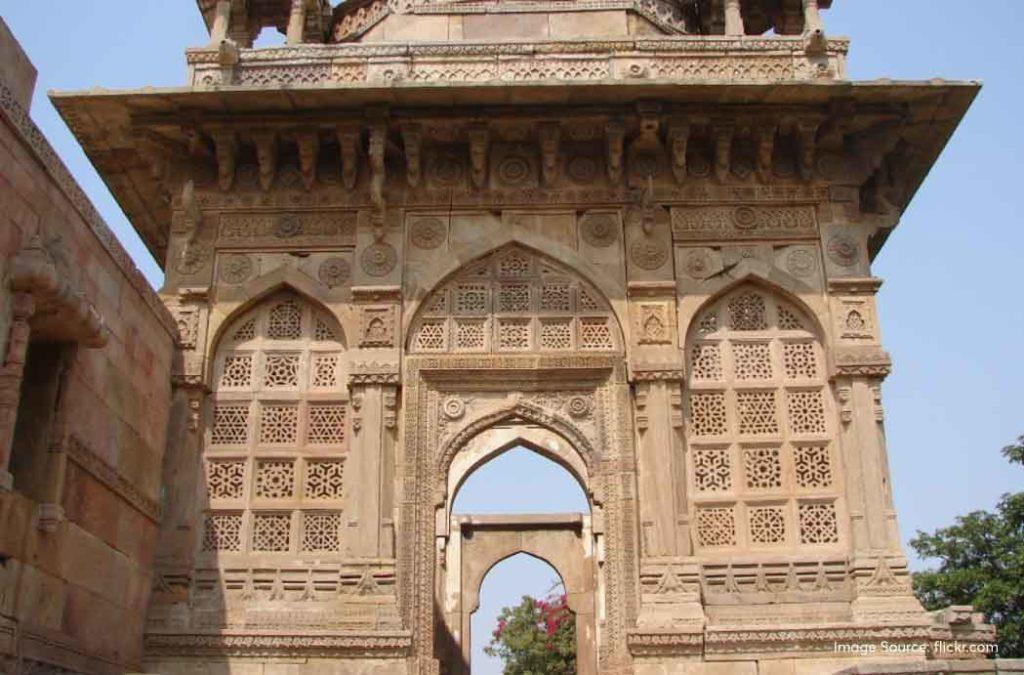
[219,253,254,284]
[318,256,351,288]
[360,242,398,277]
[827,234,860,267]
[581,212,619,248]
[630,240,669,271]
[409,217,446,250]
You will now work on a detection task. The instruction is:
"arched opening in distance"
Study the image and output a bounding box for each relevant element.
[472,553,574,675]
[453,446,589,515]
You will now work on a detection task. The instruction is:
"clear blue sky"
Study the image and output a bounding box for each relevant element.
[6,2,1022,673]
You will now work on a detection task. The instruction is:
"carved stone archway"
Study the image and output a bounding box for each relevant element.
[446,515,598,675]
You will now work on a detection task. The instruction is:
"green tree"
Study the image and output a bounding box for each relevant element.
[910,434,1024,657]
[485,591,575,674]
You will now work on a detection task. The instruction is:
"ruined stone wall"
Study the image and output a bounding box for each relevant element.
[0,24,177,674]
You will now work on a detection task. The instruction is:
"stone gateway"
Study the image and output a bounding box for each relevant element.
[0,0,1012,673]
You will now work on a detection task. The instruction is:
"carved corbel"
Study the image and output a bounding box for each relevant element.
[295,128,319,191]
[252,131,278,191]
[336,124,360,190]
[606,120,625,183]
[796,121,819,181]
[756,123,777,183]
[713,124,734,183]
[211,130,238,191]
[667,122,690,184]
[538,123,561,186]
[401,124,422,188]
[368,123,387,208]
[467,125,489,189]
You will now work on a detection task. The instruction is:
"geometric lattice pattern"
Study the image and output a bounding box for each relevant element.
[690,392,728,436]
[749,505,787,544]
[301,512,341,552]
[259,404,299,445]
[204,292,347,558]
[267,299,302,339]
[687,285,838,551]
[736,390,779,435]
[304,460,345,500]
[206,459,246,499]
[744,447,783,489]
[783,341,818,380]
[732,342,773,380]
[690,343,723,381]
[696,507,737,547]
[794,445,833,489]
[211,404,250,445]
[693,448,732,492]
[786,390,827,435]
[408,245,618,354]
[798,502,840,544]
[254,460,295,499]
[307,404,346,445]
[252,513,291,552]
[202,513,242,551]
[728,291,768,331]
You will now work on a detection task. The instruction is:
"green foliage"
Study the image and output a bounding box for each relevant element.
[910,435,1024,657]
[484,592,575,675]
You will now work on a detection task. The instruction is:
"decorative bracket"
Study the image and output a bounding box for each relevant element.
[468,125,489,189]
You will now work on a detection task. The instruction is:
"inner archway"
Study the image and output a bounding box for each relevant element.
[473,553,574,675]
[439,427,598,674]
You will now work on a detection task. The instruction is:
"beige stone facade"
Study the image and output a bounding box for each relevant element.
[0,0,1016,673]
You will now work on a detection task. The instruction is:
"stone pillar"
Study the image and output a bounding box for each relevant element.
[286,0,307,44]
[802,0,823,33]
[0,291,34,492]
[209,0,233,44]
[348,363,400,557]
[724,0,744,36]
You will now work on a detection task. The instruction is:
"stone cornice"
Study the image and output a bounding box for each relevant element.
[832,346,893,378]
[349,361,401,385]
[0,78,176,338]
[704,624,933,655]
[828,277,883,296]
[626,629,703,657]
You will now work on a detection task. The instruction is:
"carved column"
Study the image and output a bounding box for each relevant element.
[348,363,400,558]
[0,292,34,492]
[724,0,744,36]
[802,0,823,33]
[286,0,307,44]
[209,0,233,44]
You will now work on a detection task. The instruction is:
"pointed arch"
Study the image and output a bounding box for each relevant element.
[406,243,624,354]
[207,266,349,368]
[682,277,846,556]
[682,272,827,343]
[471,551,567,615]
[437,402,599,508]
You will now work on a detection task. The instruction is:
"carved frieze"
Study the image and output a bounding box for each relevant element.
[671,205,818,242]
[217,211,357,247]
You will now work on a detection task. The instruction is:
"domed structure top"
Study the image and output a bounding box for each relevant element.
[196,0,832,46]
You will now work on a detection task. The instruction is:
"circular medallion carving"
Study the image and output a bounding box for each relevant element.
[496,155,532,186]
[785,248,818,278]
[580,213,618,248]
[684,249,712,279]
[219,254,253,284]
[567,395,592,419]
[827,235,860,267]
[442,397,465,421]
[318,257,351,288]
[409,217,446,250]
[566,155,599,185]
[630,240,669,271]
[360,242,398,277]
[175,245,210,275]
[732,206,758,230]
[275,214,302,238]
